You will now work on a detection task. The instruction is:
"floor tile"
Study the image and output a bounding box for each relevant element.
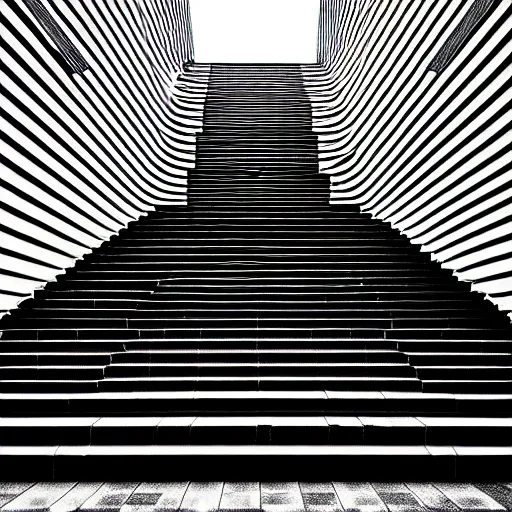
[2,483,76,512]
[120,483,189,512]
[50,483,103,512]
[180,482,224,512]
[261,483,304,512]
[299,483,342,512]
[474,483,512,511]
[219,482,260,512]
[435,483,506,511]
[332,482,387,512]
[372,483,424,511]
[0,484,35,509]
[406,483,459,511]
[80,483,139,512]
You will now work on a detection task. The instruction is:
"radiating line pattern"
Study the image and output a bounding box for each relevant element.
[21,0,89,74]
[304,0,512,317]
[428,0,498,73]
[0,0,208,316]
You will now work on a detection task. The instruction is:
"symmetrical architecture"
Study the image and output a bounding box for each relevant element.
[0,0,511,481]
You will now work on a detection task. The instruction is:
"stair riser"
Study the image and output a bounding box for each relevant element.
[109,239,415,247]
[3,328,508,340]
[11,309,497,321]
[1,424,509,447]
[104,366,417,378]
[96,380,422,393]
[97,247,427,255]
[3,318,501,331]
[0,339,403,352]
[417,368,512,380]
[20,299,488,311]
[109,353,408,364]
[67,270,452,280]
[1,355,111,365]
[0,368,104,380]
[5,451,503,481]
[2,393,510,414]
[1,62,510,433]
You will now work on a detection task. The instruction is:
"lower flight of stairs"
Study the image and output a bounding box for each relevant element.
[1,410,511,480]
[0,65,511,480]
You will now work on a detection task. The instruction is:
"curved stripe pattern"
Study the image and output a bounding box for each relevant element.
[2,0,510,320]
[304,0,511,317]
[0,0,208,316]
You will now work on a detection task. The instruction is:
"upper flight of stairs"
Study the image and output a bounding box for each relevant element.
[1,65,511,480]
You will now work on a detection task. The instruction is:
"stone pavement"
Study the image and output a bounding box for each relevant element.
[1,482,512,512]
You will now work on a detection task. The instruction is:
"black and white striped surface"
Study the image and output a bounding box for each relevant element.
[0,0,511,483]
[0,64,510,479]
[1,0,207,316]
[2,0,510,320]
[305,0,511,318]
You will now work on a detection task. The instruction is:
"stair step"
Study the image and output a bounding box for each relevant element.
[103,362,417,378]
[3,327,509,341]
[6,317,501,331]
[1,416,510,446]
[3,444,510,480]
[1,389,510,413]
[11,308,496,320]
[0,366,105,380]
[1,64,510,481]
[97,376,422,392]
[407,353,512,365]
[19,299,488,311]
[110,349,408,364]
[0,353,112,365]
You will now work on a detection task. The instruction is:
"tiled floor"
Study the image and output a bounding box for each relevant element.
[1,482,511,512]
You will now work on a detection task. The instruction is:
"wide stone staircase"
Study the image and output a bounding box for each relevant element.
[0,65,511,480]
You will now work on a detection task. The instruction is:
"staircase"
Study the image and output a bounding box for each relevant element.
[1,65,511,481]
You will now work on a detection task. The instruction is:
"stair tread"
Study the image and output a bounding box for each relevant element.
[1,64,510,457]
[101,376,420,381]
[2,445,510,455]
[1,416,511,426]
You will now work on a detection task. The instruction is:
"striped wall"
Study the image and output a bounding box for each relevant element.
[304,0,512,317]
[1,0,208,316]
[2,0,510,319]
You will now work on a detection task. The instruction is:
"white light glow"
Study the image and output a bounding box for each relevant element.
[190,0,320,64]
